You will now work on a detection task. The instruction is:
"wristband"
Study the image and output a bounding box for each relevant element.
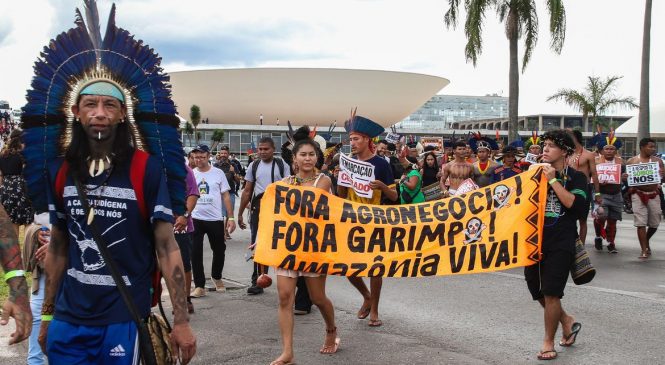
[4,270,25,281]
[548,178,558,185]
[228,217,235,221]
[41,315,53,321]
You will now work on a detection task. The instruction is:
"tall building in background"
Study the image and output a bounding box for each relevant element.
[396,94,508,131]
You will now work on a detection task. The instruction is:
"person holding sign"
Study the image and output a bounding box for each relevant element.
[524,130,588,361]
[440,141,474,196]
[625,138,664,259]
[338,111,396,327]
[270,137,339,365]
[592,134,625,253]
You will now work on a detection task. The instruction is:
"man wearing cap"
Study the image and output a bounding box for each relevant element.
[338,114,396,327]
[492,146,523,183]
[190,144,236,297]
[592,134,625,253]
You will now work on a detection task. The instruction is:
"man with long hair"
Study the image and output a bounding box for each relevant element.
[19,2,196,363]
[38,87,196,364]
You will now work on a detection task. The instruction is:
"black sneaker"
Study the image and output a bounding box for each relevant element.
[594,237,603,251]
[607,243,618,254]
[247,286,264,295]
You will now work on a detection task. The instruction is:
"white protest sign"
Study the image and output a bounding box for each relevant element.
[385,133,401,144]
[338,154,376,198]
[454,178,479,195]
[524,153,539,164]
[626,162,660,186]
[596,163,621,184]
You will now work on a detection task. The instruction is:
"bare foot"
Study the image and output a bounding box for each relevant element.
[320,327,340,354]
[357,299,371,319]
[269,353,294,365]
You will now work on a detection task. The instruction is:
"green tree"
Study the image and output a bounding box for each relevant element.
[546,75,637,130]
[183,121,194,146]
[210,129,225,152]
[637,0,652,153]
[445,0,567,141]
[190,105,201,144]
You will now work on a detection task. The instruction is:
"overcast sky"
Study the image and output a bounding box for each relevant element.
[1,0,662,119]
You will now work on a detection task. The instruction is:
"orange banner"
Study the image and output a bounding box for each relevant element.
[255,168,547,277]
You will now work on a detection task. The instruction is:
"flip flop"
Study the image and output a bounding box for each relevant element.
[639,253,649,260]
[320,338,340,354]
[357,306,371,319]
[368,319,383,327]
[559,322,582,347]
[537,350,557,360]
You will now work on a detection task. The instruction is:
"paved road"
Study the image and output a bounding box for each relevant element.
[1,215,663,365]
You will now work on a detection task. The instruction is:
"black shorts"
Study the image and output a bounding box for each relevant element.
[524,250,573,300]
[175,232,193,272]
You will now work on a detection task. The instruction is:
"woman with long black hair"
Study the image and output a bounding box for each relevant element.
[0,129,34,235]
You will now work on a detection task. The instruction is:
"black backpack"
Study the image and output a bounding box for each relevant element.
[251,157,286,184]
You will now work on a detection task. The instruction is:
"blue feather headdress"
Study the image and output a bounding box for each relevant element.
[21,0,185,215]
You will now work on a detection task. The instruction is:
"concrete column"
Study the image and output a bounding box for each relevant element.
[560,116,565,129]
[538,115,543,130]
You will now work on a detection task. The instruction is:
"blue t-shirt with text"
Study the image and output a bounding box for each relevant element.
[47,153,173,326]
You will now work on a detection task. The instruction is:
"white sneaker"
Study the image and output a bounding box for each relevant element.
[191,287,206,298]
[212,278,226,293]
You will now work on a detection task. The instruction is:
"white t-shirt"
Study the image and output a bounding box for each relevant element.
[192,166,230,221]
[245,158,291,195]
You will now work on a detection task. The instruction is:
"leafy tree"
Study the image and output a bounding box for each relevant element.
[637,0,652,152]
[210,129,225,152]
[445,0,567,141]
[190,105,201,144]
[547,75,637,130]
[183,121,194,146]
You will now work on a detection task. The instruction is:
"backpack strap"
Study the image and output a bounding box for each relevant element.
[54,160,69,207]
[130,150,150,222]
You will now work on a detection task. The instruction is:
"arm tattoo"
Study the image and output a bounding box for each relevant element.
[168,265,189,325]
[0,209,22,272]
[0,206,28,306]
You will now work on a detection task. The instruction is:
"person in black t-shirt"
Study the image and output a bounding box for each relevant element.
[524,130,587,361]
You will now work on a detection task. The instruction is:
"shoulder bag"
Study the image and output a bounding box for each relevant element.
[74,180,175,365]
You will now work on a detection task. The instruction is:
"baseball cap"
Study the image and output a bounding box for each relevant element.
[192,144,210,153]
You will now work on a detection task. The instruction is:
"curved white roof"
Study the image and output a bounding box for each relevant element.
[169,68,449,128]
[615,105,665,134]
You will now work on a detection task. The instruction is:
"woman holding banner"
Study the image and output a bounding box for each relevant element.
[270,136,340,365]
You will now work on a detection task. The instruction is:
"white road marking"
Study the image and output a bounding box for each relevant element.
[490,272,665,303]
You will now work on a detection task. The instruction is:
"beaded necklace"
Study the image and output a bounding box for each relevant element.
[291,174,318,186]
[85,166,114,225]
